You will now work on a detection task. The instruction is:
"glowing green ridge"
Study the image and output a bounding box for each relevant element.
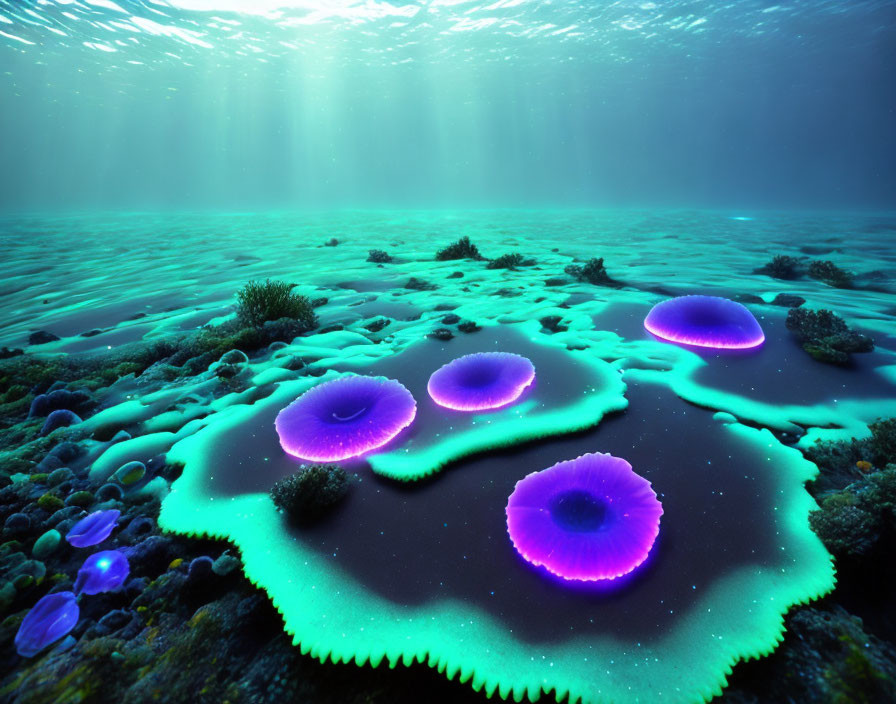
[159,391,835,704]
[369,347,627,481]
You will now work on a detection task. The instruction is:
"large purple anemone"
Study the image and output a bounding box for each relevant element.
[506,453,662,582]
[427,352,535,411]
[275,375,417,462]
[644,295,765,349]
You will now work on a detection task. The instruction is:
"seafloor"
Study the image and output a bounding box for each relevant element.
[1,209,895,703]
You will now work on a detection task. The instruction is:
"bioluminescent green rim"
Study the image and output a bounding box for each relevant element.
[368,347,627,481]
[159,390,835,704]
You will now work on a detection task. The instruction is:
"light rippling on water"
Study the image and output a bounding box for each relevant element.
[0,0,890,69]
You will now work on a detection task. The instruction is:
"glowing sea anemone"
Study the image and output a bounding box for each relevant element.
[506,452,663,581]
[14,591,79,658]
[75,550,130,595]
[275,375,417,462]
[65,509,120,548]
[644,295,765,349]
[427,352,535,411]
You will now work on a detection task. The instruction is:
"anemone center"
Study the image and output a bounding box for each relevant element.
[549,490,608,532]
[328,402,370,423]
[458,363,500,389]
[684,307,728,329]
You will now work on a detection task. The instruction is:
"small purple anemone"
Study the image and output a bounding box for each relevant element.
[275,375,417,462]
[506,453,662,582]
[427,352,535,411]
[644,295,765,349]
[75,550,130,595]
[14,591,79,658]
[66,509,120,548]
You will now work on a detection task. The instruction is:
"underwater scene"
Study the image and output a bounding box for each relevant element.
[1,2,896,703]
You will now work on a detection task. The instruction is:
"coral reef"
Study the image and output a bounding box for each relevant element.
[366,250,393,264]
[235,279,317,329]
[808,260,854,288]
[486,253,535,270]
[785,308,874,365]
[756,254,802,280]
[809,465,896,558]
[564,257,620,287]
[270,465,350,523]
[434,236,482,261]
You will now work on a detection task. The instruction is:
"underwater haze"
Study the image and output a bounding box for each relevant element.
[1,0,895,210]
[3,3,896,704]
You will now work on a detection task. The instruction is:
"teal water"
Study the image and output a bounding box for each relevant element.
[1,1,894,210]
[2,4,896,703]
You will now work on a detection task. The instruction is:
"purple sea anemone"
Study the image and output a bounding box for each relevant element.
[74,550,130,595]
[506,453,662,582]
[275,375,417,462]
[427,352,535,411]
[14,591,79,658]
[66,509,120,548]
[644,295,765,349]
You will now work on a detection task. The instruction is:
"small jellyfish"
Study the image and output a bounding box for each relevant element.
[14,591,80,658]
[66,509,120,548]
[74,550,130,595]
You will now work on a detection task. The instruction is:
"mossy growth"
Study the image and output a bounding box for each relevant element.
[758,254,802,280]
[564,257,621,287]
[270,464,350,523]
[808,260,853,289]
[809,465,896,558]
[235,279,317,329]
[486,253,536,270]
[36,493,64,512]
[435,236,482,261]
[868,418,896,468]
[785,308,873,365]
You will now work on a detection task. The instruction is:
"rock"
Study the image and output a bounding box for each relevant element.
[96,484,124,502]
[447,271,464,279]
[113,461,147,487]
[0,346,24,359]
[539,315,567,333]
[212,551,240,577]
[770,293,806,308]
[364,319,390,333]
[188,556,215,580]
[3,512,31,536]
[64,491,94,508]
[405,277,437,291]
[440,314,461,325]
[457,321,481,334]
[428,328,454,341]
[734,293,765,304]
[32,529,62,559]
[28,331,60,345]
[47,468,74,487]
[40,409,83,436]
[120,516,155,541]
